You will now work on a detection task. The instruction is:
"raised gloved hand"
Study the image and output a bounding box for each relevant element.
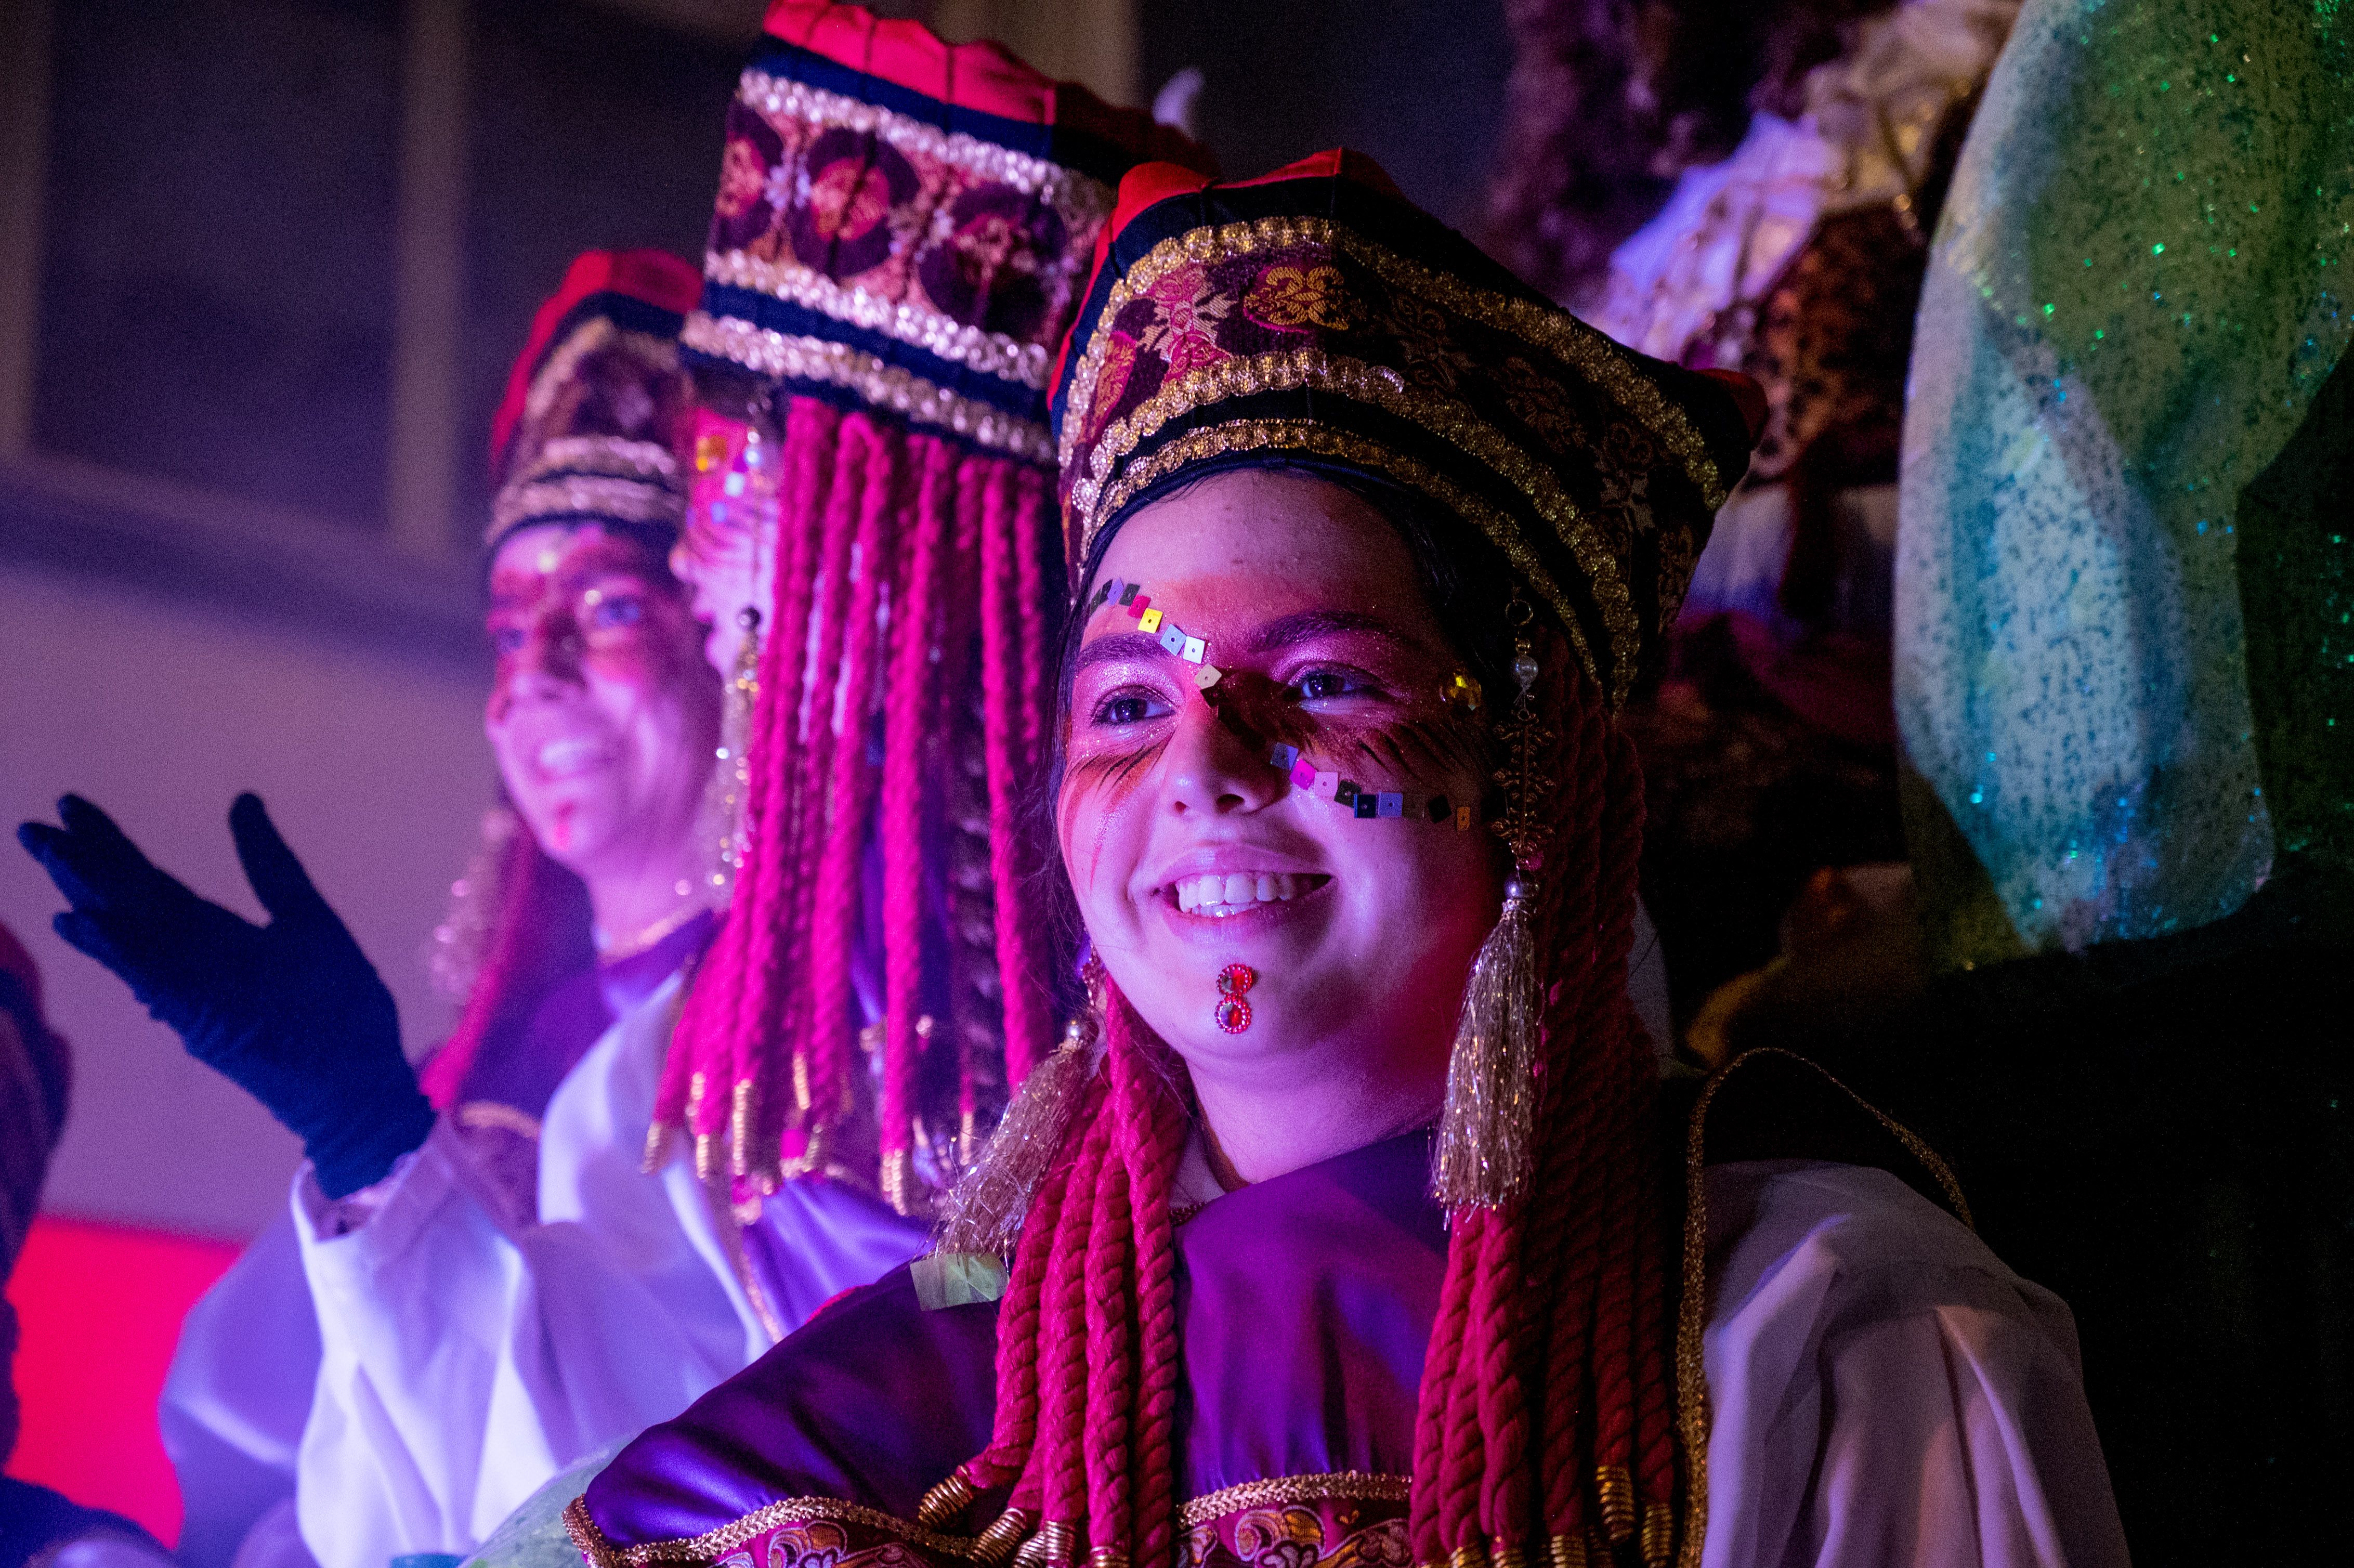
[17,793,433,1198]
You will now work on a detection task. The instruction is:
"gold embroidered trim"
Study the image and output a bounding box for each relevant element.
[1057,216,1722,511]
[567,1489,982,1568]
[708,250,1058,391]
[1066,348,1638,703]
[527,321,682,440]
[1676,1048,1973,1568]
[1177,1470,1411,1531]
[526,436,681,483]
[493,475,686,534]
[685,311,1054,463]
[738,73,1116,219]
[1088,421,1604,704]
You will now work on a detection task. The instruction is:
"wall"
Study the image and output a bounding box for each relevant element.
[0,563,491,1238]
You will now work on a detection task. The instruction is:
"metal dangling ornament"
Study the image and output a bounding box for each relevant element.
[930,955,1107,1256]
[1433,593,1553,1211]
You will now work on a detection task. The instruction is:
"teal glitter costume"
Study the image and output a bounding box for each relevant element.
[1899,0,2354,964]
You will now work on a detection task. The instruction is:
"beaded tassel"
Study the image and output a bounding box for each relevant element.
[1434,597,1554,1211]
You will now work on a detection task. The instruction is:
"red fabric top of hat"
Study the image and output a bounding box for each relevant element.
[762,0,1197,165]
[488,250,702,482]
[1049,150,1406,399]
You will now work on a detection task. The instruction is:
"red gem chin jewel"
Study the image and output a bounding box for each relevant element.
[1213,962,1256,1034]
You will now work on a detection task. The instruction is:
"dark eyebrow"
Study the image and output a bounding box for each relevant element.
[1069,630,1171,677]
[1244,610,1429,657]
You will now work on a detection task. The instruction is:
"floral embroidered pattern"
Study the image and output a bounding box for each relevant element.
[1136,264,1234,375]
[1244,264,1356,332]
[698,68,1116,429]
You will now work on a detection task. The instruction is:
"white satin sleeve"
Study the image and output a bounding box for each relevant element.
[1697,1160,2129,1568]
[288,968,923,1568]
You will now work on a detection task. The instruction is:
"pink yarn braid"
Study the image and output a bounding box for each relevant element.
[794,418,905,1141]
[877,434,955,1162]
[1029,1107,1114,1539]
[752,412,870,1155]
[962,1073,1104,1491]
[1109,992,1187,1568]
[978,456,1056,1087]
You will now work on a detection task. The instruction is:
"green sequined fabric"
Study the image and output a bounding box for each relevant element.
[1899,0,2354,965]
[461,1441,626,1568]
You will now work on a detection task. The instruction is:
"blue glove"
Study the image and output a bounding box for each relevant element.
[17,793,433,1198]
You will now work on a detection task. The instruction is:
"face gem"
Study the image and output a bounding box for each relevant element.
[1377,792,1404,818]
[1353,792,1380,819]
[1268,743,1299,770]
[1181,636,1207,663]
[1101,577,1126,606]
[1130,593,1151,617]
[1139,607,1163,633]
[1427,794,1451,824]
[1455,805,1474,831]
[1290,760,1316,789]
[1335,779,1359,805]
[1119,583,1141,607]
[1159,624,1188,655]
[1312,769,1340,800]
[1193,664,1223,689]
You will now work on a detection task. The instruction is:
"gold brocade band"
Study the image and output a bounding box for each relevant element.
[564,1493,980,1568]
[1055,216,1724,511]
[1065,351,1640,705]
[735,69,1113,221]
[683,311,1055,464]
[1175,1470,1412,1530]
[1087,420,1613,707]
[709,248,1058,393]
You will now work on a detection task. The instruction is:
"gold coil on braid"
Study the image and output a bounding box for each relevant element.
[1638,1502,1672,1568]
[1491,1541,1527,1568]
[1545,1536,1589,1568]
[971,1509,1036,1568]
[640,1120,674,1174]
[1448,1541,1492,1568]
[1594,1466,1636,1544]
[729,1079,758,1179]
[1588,1529,1614,1567]
[1084,1550,1127,1568]
[1012,1521,1076,1568]
[916,1471,978,1531]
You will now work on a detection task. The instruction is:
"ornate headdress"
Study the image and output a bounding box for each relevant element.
[649,1,1212,1213]
[919,154,1759,1568]
[483,249,702,557]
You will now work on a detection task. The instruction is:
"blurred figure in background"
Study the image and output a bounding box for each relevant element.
[18,253,925,1568]
[0,922,174,1568]
[1483,0,2017,1030]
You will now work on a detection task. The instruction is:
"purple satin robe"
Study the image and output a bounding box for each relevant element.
[574,1127,2128,1568]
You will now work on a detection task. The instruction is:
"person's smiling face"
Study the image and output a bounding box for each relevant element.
[1060,467,1506,1088]
[484,524,720,881]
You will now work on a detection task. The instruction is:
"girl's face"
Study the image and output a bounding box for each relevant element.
[485,524,721,882]
[1060,469,1505,1090]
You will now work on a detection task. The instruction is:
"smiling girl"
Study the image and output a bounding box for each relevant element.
[561,158,2127,1568]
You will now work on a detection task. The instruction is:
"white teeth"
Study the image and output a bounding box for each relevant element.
[1172,871,1306,916]
[538,738,603,776]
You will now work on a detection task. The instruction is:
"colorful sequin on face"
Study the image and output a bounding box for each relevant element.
[1265,743,1466,829]
[1088,576,1213,671]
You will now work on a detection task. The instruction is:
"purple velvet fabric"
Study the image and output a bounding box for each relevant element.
[456,912,715,1116]
[582,1129,1445,1547]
